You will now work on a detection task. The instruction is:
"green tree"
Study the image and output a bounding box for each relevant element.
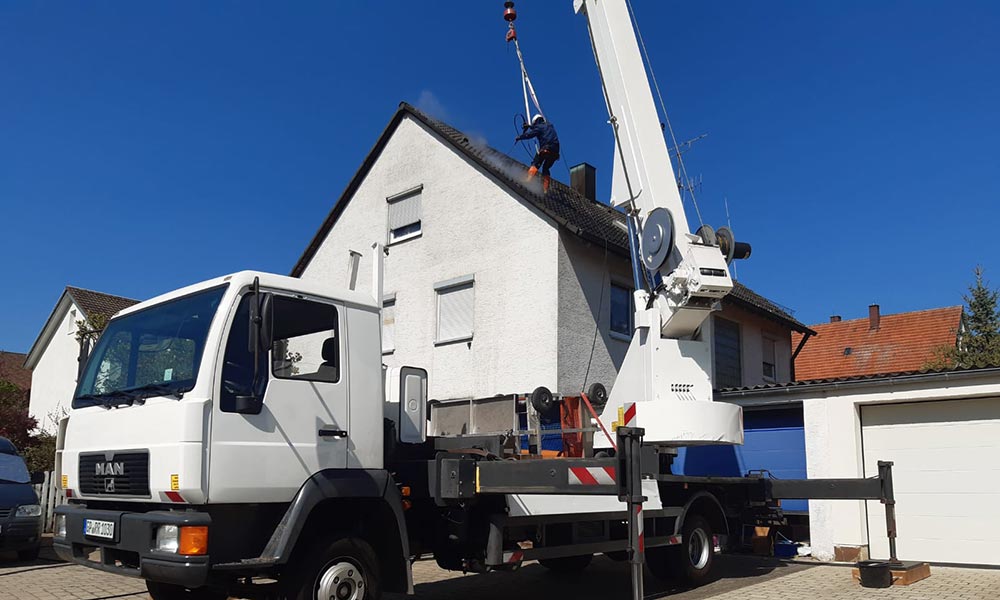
[0,379,36,451]
[926,266,1000,369]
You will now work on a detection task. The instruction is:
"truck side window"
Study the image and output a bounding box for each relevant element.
[270,296,340,384]
[220,295,269,412]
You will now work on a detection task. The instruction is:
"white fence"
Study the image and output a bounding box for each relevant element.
[32,471,65,533]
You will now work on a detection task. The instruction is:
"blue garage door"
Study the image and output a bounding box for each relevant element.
[672,406,808,513]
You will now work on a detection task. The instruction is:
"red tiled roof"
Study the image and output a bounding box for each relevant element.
[792,306,964,380]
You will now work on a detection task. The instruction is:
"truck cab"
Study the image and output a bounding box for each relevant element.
[54,270,410,599]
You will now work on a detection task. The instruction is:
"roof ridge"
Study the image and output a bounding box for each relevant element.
[811,304,964,327]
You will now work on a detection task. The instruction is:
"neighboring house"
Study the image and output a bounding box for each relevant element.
[0,351,32,393]
[291,102,810,406]
[792,304,965,380]
[23,287,138,432]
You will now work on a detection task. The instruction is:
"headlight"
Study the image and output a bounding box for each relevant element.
[15,504,41,518]
[55,515,67,538]
[155,525,180,553]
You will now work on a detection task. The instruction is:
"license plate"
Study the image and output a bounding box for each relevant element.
[84,519,115,539]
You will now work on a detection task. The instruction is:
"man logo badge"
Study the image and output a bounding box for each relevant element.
[95,462,124,477]
[104,478,116,493]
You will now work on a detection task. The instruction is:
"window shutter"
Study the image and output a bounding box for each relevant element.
[713,317,742,388]
[388,192,421,230]
[437,283,474,342]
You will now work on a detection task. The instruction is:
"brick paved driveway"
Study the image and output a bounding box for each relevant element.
[2,546,997,600]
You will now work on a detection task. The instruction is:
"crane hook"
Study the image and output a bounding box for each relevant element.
[504,2,518,42]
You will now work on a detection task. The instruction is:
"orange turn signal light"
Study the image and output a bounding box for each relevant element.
[179,526,209,555]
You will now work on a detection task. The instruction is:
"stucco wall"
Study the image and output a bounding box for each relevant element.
[556,231,632,395]
[300,116,561,400]
[29,302,82,433]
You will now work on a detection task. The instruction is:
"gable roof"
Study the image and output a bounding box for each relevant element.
[791,305,964,380]
[65,286,139,320]
[24,287,139,370]
[291,101,810,333]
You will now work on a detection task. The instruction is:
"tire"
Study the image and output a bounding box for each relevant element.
[530,386,556,417]
[17,546,40,562]
[586,382,608,411]
[539,554,593,573]
[146,581,227,600]
[282,536,381,600]
[646,514,714,587]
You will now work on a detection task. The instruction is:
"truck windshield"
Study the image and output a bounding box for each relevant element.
[73,285,228,409]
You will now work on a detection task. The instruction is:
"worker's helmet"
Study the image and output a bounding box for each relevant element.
[531,114,545,125]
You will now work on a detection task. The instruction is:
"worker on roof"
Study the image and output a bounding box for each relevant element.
[515,114,560,193]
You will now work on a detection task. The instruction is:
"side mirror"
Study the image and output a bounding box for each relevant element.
[398,366,428,444]
[30,471,46,485]
[233,394,263,415]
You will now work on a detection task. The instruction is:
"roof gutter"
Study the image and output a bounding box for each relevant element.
[718,366,1000,401]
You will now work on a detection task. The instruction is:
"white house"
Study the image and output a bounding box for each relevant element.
[725,367,1000,567]
[23,286,138,432]
[290,102,811,403]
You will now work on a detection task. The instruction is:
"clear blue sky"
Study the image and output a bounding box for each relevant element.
[2,1,998,353]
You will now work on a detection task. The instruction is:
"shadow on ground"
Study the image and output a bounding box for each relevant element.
[392,554,814,600]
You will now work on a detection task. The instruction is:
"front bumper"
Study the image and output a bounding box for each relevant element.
[54,504,211,589]
[0,516,42,552]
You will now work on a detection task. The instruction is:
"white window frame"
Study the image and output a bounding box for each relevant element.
[609,281,634,342]
[382,293,396,355]
[434,274,475,346]
[387,185,423,245]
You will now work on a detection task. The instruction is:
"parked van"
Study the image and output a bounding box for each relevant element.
[0,437,42,561]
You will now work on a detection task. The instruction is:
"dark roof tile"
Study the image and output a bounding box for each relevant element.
[65,287,139,319]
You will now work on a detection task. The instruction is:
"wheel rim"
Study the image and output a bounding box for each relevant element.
[316,559,366,600]
[687,528,710,570]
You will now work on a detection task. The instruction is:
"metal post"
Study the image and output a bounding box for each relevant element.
[617,426,646,600]
[878,461,899,565]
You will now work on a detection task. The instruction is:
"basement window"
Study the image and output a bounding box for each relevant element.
[387,186,422,244]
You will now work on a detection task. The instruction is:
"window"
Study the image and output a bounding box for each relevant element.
[73,286,227,408]
[270,296,340,383]
[713,316,742,389]
[435,275,474,345]
[387,187,422,244]
[220,294,270,412]
[762,337,777,381]
[610,283,633,339]
[382,294,396,354]
[68,308,77,334]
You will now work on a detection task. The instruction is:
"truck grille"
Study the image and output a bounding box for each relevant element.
[78,452,150,497]
[0,508,10,519]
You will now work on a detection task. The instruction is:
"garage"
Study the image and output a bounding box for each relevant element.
[861,397,1000,566]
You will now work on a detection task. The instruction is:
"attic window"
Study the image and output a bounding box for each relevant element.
[387,186,423,244]
[844,347,853,356]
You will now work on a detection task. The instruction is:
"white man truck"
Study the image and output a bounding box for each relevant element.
[53,2,901,599]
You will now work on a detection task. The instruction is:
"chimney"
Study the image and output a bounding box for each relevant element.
[570,163,596,202]
[830,315,842,323]
[869,304,880,330]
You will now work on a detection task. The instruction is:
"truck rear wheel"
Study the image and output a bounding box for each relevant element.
[539,554,593,573]
[645,514,714,587]
[146,581,227,600]
[283,536,382,600]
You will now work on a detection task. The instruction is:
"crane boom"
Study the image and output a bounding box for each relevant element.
[575,0,745,447]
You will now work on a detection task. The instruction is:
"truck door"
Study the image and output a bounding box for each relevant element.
[209,290,349,503]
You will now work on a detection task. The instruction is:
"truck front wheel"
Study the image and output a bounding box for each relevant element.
[146,581,227,600]
[284,536,382,600]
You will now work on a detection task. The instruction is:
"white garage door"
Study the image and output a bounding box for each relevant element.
[862,398,1000,565]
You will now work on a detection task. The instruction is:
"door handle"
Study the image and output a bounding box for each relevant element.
[318,427,348,439]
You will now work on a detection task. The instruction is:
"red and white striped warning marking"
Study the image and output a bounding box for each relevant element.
[568,466,616,486]
[502,550,524,564]
[622,402,637,428]
[636,505,645,552]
